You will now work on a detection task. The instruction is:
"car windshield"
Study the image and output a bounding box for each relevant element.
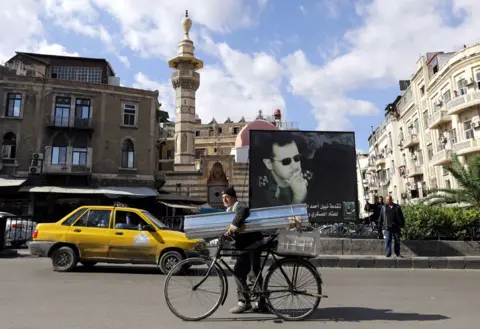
[141,211,168,229]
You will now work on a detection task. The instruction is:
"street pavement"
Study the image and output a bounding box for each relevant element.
[0,257,479,329]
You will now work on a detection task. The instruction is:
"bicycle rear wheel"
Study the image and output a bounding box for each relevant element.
[164,258,225,321]
[264,257,322,321]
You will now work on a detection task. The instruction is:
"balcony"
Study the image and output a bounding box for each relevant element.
[46,116,94,131]
[427,110,451,130]
[408,165,424,177]
[430,148,452,166]
[447,90,480,116]
[452,138,480,156]
[402,134,420,149]
[42,146,93,175]
[375,156,386,166]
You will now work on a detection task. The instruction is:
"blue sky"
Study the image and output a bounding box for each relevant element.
[1,0,479,152]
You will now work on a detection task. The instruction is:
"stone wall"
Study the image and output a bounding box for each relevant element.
[317,238,480,257]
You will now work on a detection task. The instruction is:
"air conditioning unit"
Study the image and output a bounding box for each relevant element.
[471,121,480,129]
[32,153,44,161]
[412,154,417,160]
[29,165,42,175]
[434,98,442,106]
[440,136,447,143]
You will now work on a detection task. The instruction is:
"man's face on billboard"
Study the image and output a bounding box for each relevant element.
[263,141,302,182]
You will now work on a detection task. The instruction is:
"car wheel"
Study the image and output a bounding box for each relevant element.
[80,261,97,268]
[159,251,185,275]
[51,246,78,272]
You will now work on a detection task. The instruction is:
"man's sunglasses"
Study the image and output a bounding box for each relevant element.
[272,154,302,166]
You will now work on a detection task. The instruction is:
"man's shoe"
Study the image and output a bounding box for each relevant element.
[252,303,269,313]
[230,302,252,314]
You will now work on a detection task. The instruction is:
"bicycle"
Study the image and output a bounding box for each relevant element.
[164,231,326,321]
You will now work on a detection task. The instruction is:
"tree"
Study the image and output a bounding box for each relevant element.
[423,153,480,208]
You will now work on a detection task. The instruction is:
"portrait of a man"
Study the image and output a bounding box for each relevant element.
[249,130,357,223]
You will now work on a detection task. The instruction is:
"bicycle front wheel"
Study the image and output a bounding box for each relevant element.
[264,257,322,321]
[164,258,226,321]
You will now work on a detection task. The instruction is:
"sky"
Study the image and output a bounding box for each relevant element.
[1,0,480,152]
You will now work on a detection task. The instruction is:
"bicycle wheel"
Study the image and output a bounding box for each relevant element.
[164,257,226,321]
[264,257,322,321]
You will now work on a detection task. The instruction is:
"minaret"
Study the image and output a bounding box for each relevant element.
[168,10,203,172]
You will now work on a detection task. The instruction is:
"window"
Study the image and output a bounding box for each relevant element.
[463,120,474,139]
[5,93,21,117]
[51,66,102,84]
[218,127,223,135]
[74,209,112,228]
[195,130,200,137]
[413,118,419,134]
[54,97,71,127]
[62,208,88,226]
[51,133,68,165]
[74,98,90,127]
[233,127,240,134]
[2,132,17,160]
[423,110,428,128]
[121,139,135,168]
[420,86,425,96]
[476,72,480,89]
[114,211,149,230]
[445,179,451,189]
[72,136,88,166]
[417,149,424,165]
[166,149,173,159]
[427,144,434,161]
[443,89,451,103]
[458,78,467,95]
[123,104,136,126]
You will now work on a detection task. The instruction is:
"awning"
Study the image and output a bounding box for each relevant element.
[19,186,158,197]
[159,201,200,210]
[0,178,27,187]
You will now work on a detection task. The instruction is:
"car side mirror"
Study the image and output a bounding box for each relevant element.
[143,224,156,232]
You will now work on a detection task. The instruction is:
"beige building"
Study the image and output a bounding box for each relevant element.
[0,52,165,217]
[368,44,480,204]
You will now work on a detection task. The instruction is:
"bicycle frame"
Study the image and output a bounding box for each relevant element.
[192,233,322,305]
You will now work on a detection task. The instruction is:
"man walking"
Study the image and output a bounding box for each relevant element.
[377,195,405,257]
[222,186,268,314]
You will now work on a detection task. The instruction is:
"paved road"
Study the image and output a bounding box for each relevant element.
[0,257,479,329]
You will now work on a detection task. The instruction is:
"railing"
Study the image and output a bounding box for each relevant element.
[46,116,93,129]
[427,110,450,129]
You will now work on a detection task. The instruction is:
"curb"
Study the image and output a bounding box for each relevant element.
[224,255,480,270]
[0,249,19,258]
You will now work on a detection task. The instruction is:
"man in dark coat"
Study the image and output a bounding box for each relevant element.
[222,185,267,314]
[377,195,405,257]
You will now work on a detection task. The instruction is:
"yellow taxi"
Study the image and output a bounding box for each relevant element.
[28,205,209,274]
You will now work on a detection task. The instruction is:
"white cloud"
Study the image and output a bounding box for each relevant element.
[30,41,79,57]
[134,39,286,124]
[118,56,131,68]
[299,5,306,16]
[283,0,480,131]
[91,0,265,59]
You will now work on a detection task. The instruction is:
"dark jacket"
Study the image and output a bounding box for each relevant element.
[229,201,263,249]
[378,203,405,230]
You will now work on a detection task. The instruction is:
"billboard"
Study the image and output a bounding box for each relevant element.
[248,130,358,223]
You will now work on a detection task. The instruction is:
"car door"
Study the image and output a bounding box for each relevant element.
[108,209,159,263]
[65,208,112,260]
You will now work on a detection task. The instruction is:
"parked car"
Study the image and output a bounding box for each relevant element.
[1,212,38,248]
[28,205,209,274]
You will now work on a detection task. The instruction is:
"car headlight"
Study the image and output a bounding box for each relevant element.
[193,241,207,250]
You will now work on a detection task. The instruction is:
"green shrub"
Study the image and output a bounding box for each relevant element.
[402,204,480,240]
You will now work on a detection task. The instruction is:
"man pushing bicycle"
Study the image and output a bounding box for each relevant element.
[222,185,269,314]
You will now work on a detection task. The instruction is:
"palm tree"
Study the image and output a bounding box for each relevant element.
[423,153,480,208]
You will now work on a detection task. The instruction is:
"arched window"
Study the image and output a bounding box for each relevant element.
[51,133,68,165]
[121,139,135,168]
[72,136,88,166]
[2,132,17,160]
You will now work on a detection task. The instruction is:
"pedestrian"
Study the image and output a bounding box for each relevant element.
[221,186,268,314]
[377,195,405,257]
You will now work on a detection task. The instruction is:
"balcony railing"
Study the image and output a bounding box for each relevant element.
[47,116,93,130]
[452,138,480,155]
[430,149,452,166]
[447,90,480,115]
[402,134,420,149]
[375,156,386,166]
[408,165,424,177]
[427,110,451,130]
[42,147,93,175]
